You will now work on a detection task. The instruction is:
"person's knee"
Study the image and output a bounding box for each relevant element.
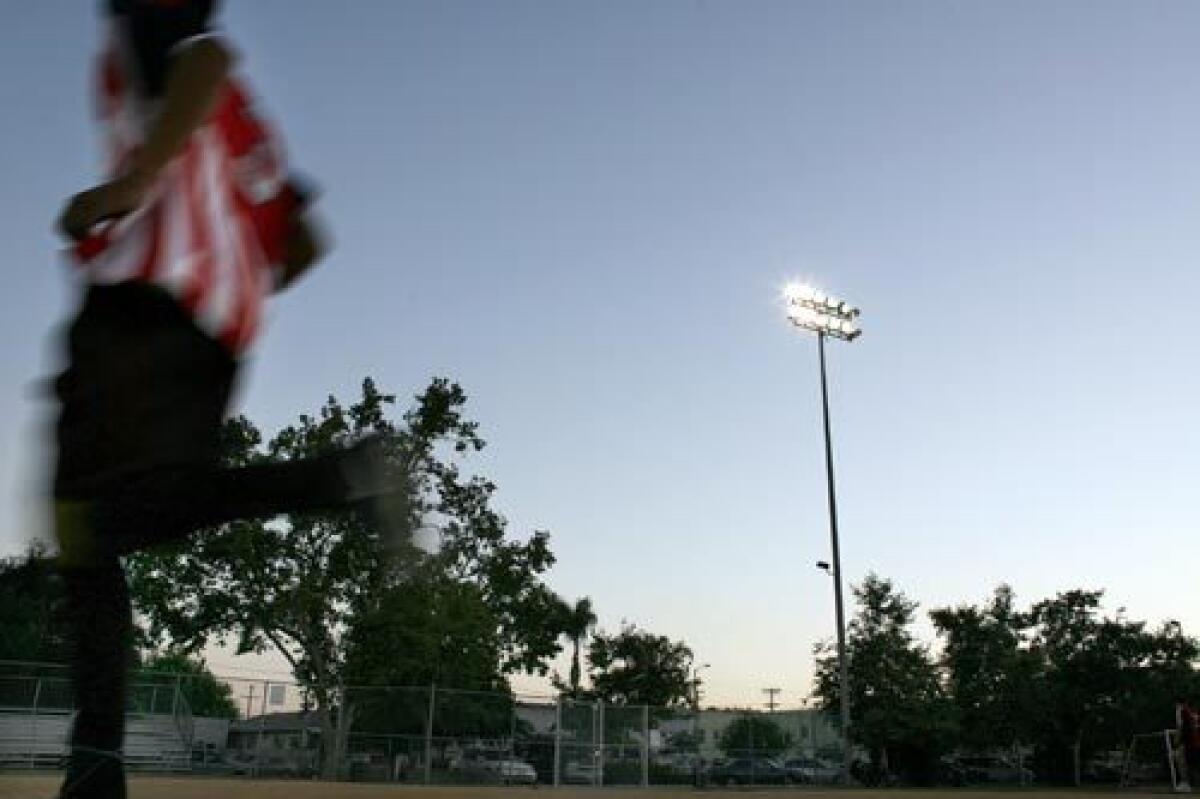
[54,500,103,569]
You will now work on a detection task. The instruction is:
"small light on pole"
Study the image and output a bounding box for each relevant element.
[783,280,861,786]
[691,662,711,709]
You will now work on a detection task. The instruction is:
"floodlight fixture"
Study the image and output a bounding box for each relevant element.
[782,283,863,341]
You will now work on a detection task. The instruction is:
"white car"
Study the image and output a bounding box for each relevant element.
[475,748,537,782]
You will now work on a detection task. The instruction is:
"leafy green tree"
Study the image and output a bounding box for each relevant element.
[140,651,238,719]
[585,623,694,708]
[1116,620,1200,736]
[812,573,957,785]
[0,546,68,664]
[719,715,791,757]
[126,378,565,777]
[930,584,1041,752]
[566,597,597,697]
[1025,589,1198,784]
[345,565,506,691]
[551,596,597,699]
[933,584,1200,785]
[343,563,511,737]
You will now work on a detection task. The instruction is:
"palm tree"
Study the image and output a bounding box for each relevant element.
[565,597,597,697]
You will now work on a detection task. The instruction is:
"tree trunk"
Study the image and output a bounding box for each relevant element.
[334,695,357,779]
[319,703,338,780]
[569,639,581,696]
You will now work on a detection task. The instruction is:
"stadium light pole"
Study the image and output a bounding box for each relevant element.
[783,281,861,786]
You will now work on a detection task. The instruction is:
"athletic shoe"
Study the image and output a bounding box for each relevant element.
[338,434,413,554]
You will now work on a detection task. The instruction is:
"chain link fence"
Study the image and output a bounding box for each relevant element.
[0,662,843,786]
[0,660,1160,787]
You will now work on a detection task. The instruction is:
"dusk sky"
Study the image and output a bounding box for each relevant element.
[2,1,1199,707]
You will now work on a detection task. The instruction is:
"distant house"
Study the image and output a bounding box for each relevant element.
[227,711,322,776]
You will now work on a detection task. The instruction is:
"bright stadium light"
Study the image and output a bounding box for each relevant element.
[782,281,862,786]
[784,283,862,341]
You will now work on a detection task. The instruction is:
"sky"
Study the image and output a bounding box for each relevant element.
[2,0,1200,709]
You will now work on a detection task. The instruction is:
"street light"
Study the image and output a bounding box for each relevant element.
[691,662,711,710]
[691,663,711,788]
[784,281,860,785]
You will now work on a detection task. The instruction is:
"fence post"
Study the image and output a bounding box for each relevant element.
[254,680,268,778]
[510,697,517,757]
[749,711,755,785]
[171,675,180,718]
[29,677,42,769]
[424,684,436,785]
[1165,730,1178,789]
[553,696,562,788]
[692,708,699,788]
[641,704,650,787]
[597,700,605,787]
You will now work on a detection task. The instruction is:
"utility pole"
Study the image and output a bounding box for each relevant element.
[244,683,257,719]
[763,688,781,713]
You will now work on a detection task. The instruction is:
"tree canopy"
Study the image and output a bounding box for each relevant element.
[139,651,239,719]
[814,574,1200,786]
[125,377,570,776]
[585,623,695,708]
[0,546,68,664]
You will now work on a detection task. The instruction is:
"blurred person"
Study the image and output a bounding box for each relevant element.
[52,2,400,797]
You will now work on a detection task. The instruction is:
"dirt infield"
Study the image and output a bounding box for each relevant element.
[0,775,1139,799]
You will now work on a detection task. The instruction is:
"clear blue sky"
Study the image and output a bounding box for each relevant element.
[2,1,1199,707]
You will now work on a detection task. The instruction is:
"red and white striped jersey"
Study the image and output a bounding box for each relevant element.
[74,23,299,354]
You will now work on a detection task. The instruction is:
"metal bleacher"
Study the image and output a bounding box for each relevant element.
[0,670,193,772]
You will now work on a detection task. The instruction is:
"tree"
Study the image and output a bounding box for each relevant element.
[140,651,238,719]
[0,546,68,664]
[342,562,511,738]
[1024,589,1199,784]
[930,584,1041,753]
[554,597,597,699]
[126,377,567,777]
[812,573,956,785]
[585,623,694,708]
[719,715,791,757]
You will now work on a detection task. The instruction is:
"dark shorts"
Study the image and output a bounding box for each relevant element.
[54,282,237,500]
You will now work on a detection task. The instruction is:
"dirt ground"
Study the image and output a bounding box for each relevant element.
[0,775,1143,799]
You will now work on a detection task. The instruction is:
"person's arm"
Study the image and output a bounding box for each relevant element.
[58,37,233,241]
[130,36,233,188]
[276,214,326,291]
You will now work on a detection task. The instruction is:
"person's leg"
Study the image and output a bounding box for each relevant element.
[96,447,369,554]
[53,290,136,799]
[54,494,131,798]
[60,283,404,557]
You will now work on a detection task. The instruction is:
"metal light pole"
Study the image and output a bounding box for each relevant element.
[690,663,710,788]
[783,282,860,785]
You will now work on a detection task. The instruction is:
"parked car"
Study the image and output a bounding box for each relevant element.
[783,755,842,784]
[708,757,790,785]
[952,754,1034,785]
[454,751,538,785]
